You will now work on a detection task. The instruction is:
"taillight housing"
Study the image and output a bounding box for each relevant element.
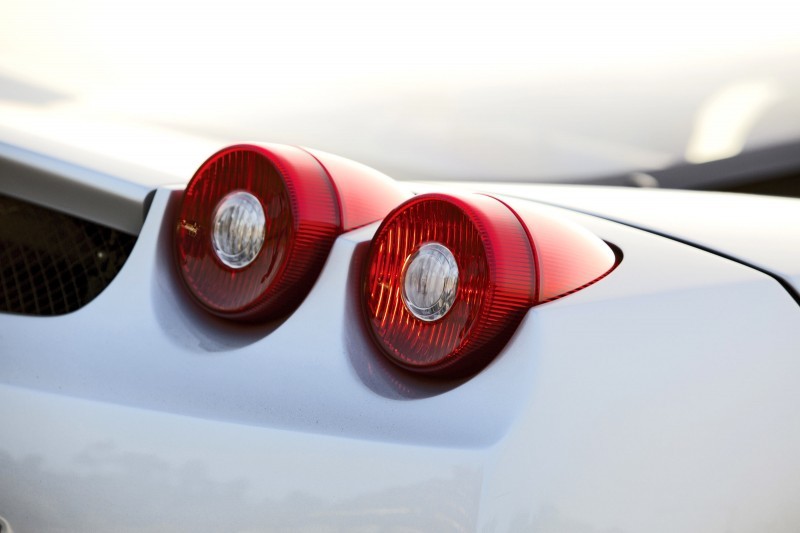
[363,192,617,377]
[175,143,410,321]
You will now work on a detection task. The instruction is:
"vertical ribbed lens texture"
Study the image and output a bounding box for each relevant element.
[211,191,266,269]
[364,193,536,376]
[175,144,340,321]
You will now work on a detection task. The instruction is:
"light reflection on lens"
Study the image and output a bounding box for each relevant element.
[211,191,266,269]
[401,242,459,322]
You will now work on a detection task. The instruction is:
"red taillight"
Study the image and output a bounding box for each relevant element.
[501,196,619,303]
[363,193,537,376]
[175,143,410,321]
[363,193,617,377]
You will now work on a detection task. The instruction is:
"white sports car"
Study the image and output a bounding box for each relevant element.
[1,3,800,532]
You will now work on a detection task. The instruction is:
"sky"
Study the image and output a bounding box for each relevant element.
[2,1,800,180]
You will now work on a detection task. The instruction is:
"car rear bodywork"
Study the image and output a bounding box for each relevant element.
[1,118,800,532]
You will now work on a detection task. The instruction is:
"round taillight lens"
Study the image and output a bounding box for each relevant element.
[401,242,459,322]
[363,193,537,376]
[175,144,340,321]
[210,190,267,269]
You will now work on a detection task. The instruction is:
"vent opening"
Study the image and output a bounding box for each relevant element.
[0,194,136,316]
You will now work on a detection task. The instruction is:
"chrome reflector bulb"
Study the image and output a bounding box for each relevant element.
[401,242,459,322]
[211,191,266,269]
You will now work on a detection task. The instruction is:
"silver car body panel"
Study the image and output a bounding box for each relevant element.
[2,184,800,531]
[0,103,217,234]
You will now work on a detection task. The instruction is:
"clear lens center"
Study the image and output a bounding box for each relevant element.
[211,191,266,269]
[401,242,459,322]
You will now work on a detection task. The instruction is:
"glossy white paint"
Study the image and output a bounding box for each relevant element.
[0,385,484,531]
[0,102,220,233]
[2,186,800,531]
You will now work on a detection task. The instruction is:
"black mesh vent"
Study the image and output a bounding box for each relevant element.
[0,194,136,315]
